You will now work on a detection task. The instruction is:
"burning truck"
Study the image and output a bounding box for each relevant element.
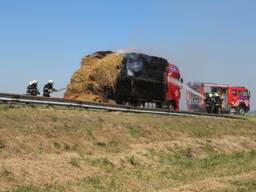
[115,53,182,110]
[65,51,183,111]
[186,82,251,114]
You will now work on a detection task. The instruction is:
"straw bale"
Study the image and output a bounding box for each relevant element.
[64,51,124,102]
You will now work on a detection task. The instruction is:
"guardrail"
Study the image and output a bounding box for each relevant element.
[0,92,245,120]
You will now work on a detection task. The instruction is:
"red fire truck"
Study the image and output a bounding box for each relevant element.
[186,82,251,114]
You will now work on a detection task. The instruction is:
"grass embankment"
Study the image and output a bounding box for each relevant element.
[0,104,256,192]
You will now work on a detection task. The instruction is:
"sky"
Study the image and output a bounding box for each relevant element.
[0,0,255,110]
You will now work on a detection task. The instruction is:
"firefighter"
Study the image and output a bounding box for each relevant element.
[43,80,56,97]
[26,80,40,96]
[205,93,214,113]
[213,92,222,114]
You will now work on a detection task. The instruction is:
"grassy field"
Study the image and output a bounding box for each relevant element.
[0,104,256,192]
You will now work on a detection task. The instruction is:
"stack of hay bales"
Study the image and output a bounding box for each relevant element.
[64,51,124,102]
[64,51,169,103]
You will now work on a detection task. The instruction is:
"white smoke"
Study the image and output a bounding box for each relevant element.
[125,53,144,77]
[116,48,135,54]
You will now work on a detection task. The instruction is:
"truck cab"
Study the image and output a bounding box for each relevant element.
[166,64,182,110]
[228,87,250,114]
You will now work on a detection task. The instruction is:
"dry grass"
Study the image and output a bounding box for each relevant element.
[0,104,256,191]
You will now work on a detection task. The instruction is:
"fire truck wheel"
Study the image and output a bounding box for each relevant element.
[237,106,245,115]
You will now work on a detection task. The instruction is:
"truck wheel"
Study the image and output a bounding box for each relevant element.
[237,106,245,115]
[156,102,162,108]
[167,101,176,111]
[115,98,123,105]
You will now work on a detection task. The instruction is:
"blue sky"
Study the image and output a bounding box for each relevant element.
[0,0,255,110]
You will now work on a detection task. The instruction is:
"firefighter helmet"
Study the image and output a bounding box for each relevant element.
[32,80,38,84]
[214,93,219,97]
[209,93,213,97]
[48,80,54,84]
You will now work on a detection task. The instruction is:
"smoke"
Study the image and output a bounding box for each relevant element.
[168,77,205,99]
[124,53,144,77]
[116,50,146,77]
[116,48,135,54]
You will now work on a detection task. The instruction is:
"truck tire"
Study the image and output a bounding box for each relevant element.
[236,106,245,115]
[115,97,123,105]
[167,101,176,111]
[156,102,162,109]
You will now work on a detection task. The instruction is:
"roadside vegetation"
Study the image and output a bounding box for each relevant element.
[0,104,256,192]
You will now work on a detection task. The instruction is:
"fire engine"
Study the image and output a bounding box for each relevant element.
[186,82,251,114]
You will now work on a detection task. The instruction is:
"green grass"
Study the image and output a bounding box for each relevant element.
[231,180,256,192]
[85,157,114,171]
[123,122,141,139]
[153,149,256,188]
[0,104,9,110]
[126,155,140,166]
[13,186,42,192]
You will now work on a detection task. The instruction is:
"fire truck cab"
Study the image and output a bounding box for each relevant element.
[186,82,251,114]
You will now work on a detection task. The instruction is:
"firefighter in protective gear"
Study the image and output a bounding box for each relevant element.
[205,93,214,113]
[26,80,40,96]
[213,92,222,114]
[43,80,56,97]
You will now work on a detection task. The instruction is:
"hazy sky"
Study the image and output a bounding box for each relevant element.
[0,0,255,110]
